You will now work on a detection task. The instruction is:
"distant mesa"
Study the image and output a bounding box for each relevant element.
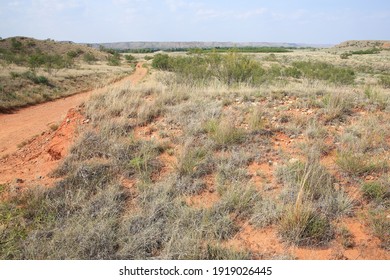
[334,40,390,50]
[86,41,333,51]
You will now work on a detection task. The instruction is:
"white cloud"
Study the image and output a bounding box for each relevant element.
[165,0,185,12]
[195,7,268,21]
[196,8,225,19]
[165,0,202,12]
[236,8,267,19]
[271,9,307,21]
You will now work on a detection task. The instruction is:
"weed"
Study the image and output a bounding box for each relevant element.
[379,75,390,88]
[214,184,259,219]
[251,198,283,228]
[176,144,209,177]
[336,151,388,176]
[338,226,355,249]
[205,118,245,148]
[279,203,334,246]
[202,244,250,260]
[320,92,352,123]
[249,107,266,131]
[368,211,390,250]
[361,181,387,202]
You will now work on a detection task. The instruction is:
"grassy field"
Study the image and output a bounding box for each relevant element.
[1,45,389,259]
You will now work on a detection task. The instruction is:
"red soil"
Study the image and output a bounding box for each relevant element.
[0,63,147,190]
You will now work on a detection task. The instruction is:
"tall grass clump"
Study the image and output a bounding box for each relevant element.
[276,158,354,245]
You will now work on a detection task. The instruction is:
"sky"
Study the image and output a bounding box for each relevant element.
[0,0,389,44]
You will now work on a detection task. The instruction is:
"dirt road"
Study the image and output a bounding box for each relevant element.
[0,63,147,158]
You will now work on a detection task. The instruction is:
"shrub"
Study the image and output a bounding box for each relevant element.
[20,71,50,85]
[152,53,170,70]
[83,53,97,64]
[289,61,355,84]
[107,53,121,66]
[124,54,136,63]
[351,48,381,55]
[340,52,352,59]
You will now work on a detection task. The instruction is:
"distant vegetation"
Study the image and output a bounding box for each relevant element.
[121,46,296,54]
[152,53,355,85]
[340,48,382,59]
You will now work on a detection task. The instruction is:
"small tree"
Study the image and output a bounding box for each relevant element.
[125,54,136,63]
[107,53,121,66]
[152,53,170,70]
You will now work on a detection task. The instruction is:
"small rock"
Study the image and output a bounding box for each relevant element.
[268,160,273,166]
[66,118,70,123]
[83,119,90,124]
[365,175,374,181]
[290,134,296,139]
[15,178,24,183]
[37,175,43,180]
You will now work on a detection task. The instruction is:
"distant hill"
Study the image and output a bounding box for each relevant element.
[87,41,332,51]
[334,40,390,50]
[0,36,107,60]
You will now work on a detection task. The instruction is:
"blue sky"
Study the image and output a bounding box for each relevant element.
[1,0,389,44]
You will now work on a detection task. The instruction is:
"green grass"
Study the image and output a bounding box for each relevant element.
[361,181,387,202]
[336,152,388,176]
[204,118,246,148]
[278,204,334,246]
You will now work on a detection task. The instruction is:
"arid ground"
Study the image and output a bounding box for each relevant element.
[0,38,389,260]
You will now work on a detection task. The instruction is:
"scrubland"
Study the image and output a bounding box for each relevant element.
[0,37,132,113]
[1,45,389,259]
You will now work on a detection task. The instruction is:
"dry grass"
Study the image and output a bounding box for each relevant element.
[1,46,390,259]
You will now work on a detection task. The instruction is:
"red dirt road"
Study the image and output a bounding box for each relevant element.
[0,63,147,157]
[0,63,147,187]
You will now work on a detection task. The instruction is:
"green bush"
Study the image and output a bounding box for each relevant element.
[153,52,267,85]
[124,54,136,63]
[351,48,381,55]
[340,52,352,59]
[83,53,97,64]
[152,53,170,70]
[107,53,121,66]
[289,61,355,84]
